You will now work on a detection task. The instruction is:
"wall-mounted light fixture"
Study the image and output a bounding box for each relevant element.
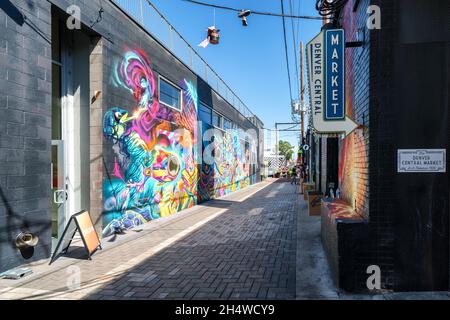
[345,27,365,48]
[15,232,39,250]
[356,27,365,45]
[91,90,102,104]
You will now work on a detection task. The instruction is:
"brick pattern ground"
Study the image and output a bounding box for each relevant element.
[0,180,298,300]
[88,181,297,300]
[1,180,448,300]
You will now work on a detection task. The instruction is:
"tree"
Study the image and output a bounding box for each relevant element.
[278,140,294,161]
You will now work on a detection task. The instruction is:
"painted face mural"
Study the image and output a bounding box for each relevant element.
[103,49,198,237]
[103,49,257,237]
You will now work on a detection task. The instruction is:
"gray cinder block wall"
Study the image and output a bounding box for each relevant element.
[0,0,53,272]
[0,0,263,272]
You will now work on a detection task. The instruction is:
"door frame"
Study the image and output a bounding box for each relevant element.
[51,140,67,242]
[50,25,74,249]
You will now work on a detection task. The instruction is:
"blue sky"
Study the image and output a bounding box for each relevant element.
[147,0,323,151]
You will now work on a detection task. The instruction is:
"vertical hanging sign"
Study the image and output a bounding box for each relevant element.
[306,29,358,135]
[306,31,324,122]
[324,29,345,120]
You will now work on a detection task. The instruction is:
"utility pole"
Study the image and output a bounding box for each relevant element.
[299,41,305,166]
[275,123,278,157]
[300,41,304,103]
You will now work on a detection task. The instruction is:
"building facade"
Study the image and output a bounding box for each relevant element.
[309,0,449,291]
[0,0,263,273]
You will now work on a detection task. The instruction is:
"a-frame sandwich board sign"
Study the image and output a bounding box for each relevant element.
[50,211,102,264]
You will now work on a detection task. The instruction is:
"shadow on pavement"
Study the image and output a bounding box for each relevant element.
[19,180,298,300]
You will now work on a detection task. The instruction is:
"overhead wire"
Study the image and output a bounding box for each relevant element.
[295,0,303,145]
[182,0,323,20]
[181,0,316,134]
[264,123,300,131]
[296,0,302,42]
[289,0,300,99]
[280,0,294,104]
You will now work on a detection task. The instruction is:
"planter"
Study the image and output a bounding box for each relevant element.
[303,182,315,200]
[307,191,323,216]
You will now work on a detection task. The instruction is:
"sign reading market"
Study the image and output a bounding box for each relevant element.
[306,29,358,135]
[325,29,345,120]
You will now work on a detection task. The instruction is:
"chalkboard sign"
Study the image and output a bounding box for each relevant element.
[50,211,101,264]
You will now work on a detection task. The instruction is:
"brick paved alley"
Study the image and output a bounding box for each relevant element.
[0,179,339,300]
[89,179,298,300]
[2,178,448,301]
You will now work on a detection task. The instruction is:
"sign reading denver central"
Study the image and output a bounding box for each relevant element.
[306,29,358,135]
[324,29,345,120]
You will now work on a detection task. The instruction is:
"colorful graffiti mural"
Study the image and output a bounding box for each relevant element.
[102,49,258,236]
[102,49,198,237]
[337,2,369,216]
[321,199,363,221]
[198,128,252,201]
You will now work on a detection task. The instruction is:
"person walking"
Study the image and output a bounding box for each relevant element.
[292,166,299,185]
[298,164,305,193]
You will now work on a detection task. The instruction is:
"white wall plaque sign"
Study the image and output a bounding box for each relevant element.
[397,149,446,173]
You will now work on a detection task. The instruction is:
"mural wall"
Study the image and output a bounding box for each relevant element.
[198,125,253,201]
[102,49,198,237]
[338,1,370,217]
[102,49,258,236]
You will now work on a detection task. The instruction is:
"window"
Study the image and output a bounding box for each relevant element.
[159,77,182,111]
[223,118,232,131]
[199,102,212,125]
[212,111,222,129]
